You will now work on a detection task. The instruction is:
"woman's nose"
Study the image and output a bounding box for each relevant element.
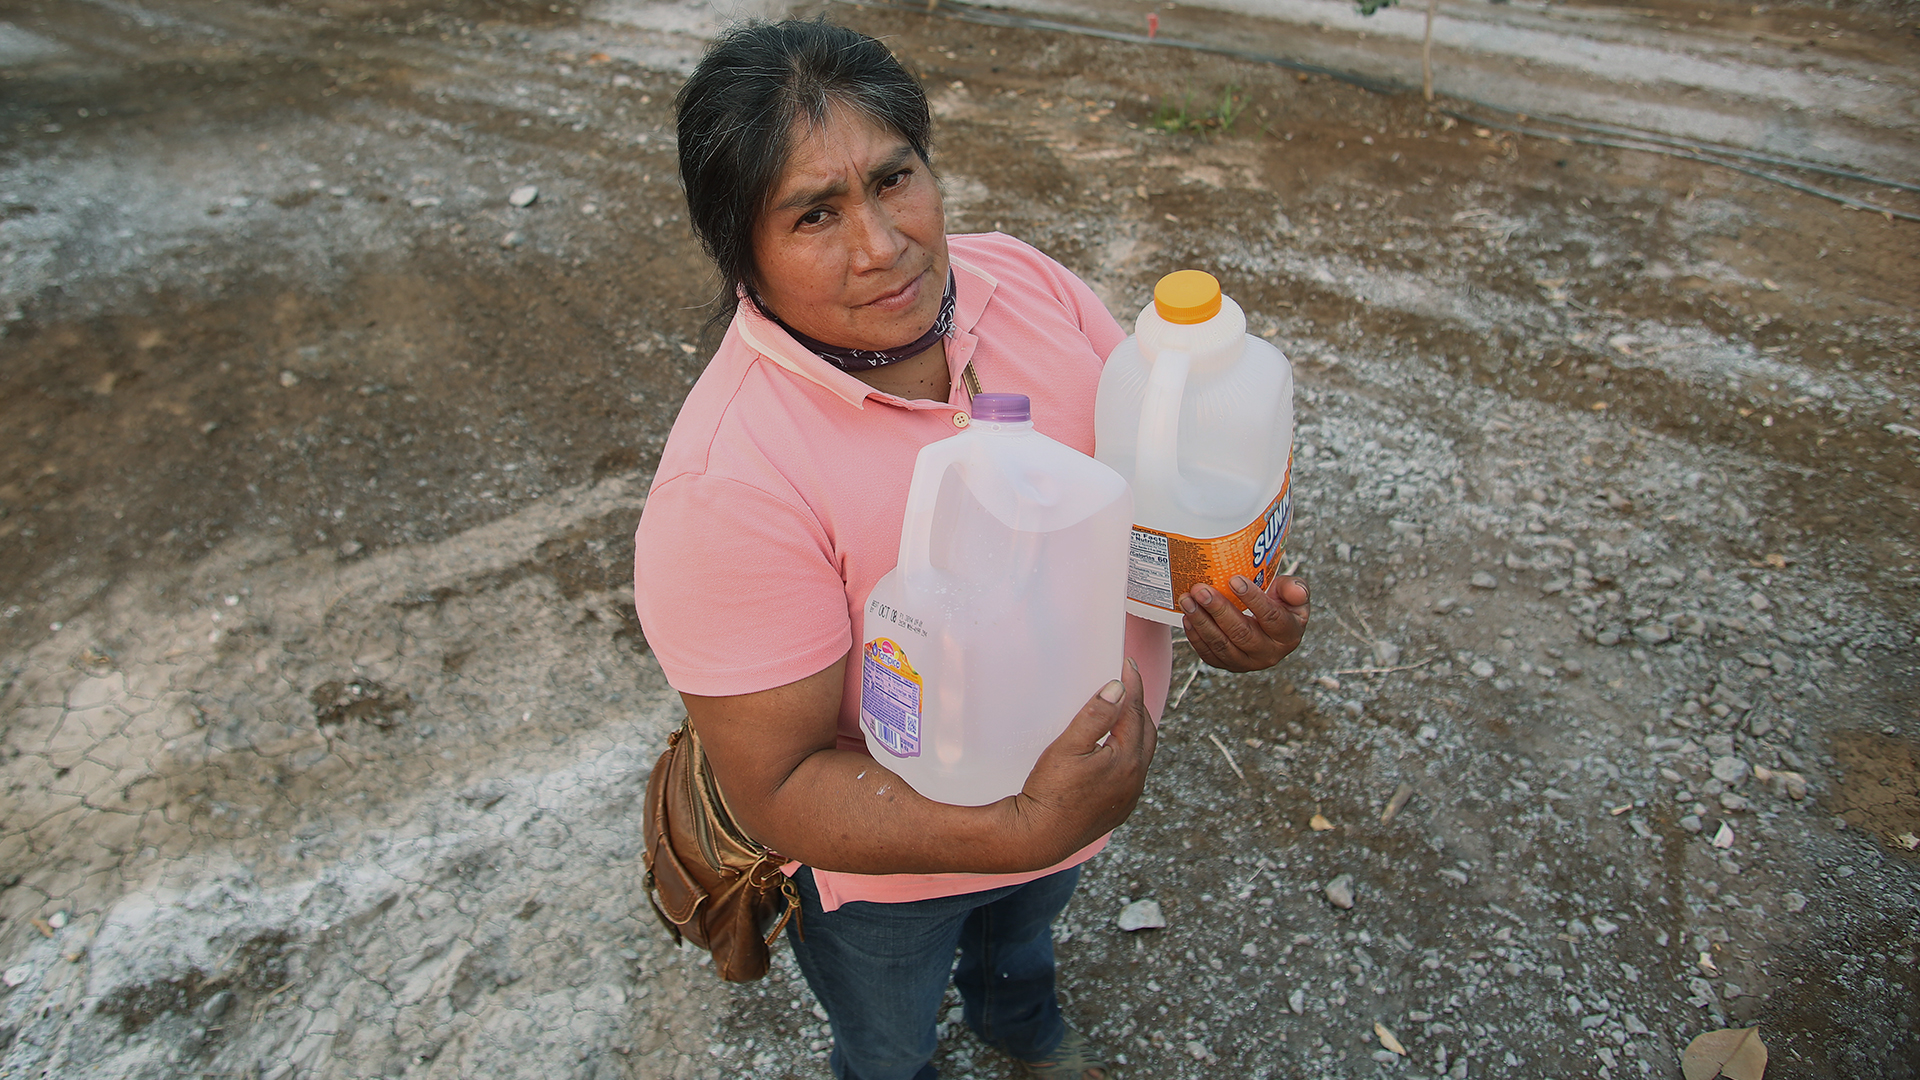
[848,201,909,271]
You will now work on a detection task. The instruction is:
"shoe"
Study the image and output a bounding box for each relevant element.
[1020,1025,1110,1079]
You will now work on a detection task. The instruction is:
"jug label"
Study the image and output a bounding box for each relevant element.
[860,637,924,759]
[1126,474,1293,617]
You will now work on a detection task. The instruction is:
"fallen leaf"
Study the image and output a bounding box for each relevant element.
[1682,1027,1768,1080]
[1375,1022,1407,1055]
[1380,783,1414,824]
[1610,804,1633,816]
[1310,813,1335,831]
[1763,553,1790,569]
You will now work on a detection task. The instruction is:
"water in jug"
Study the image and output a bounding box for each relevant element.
[1095,270,1295,625]
[860,393,1133,806]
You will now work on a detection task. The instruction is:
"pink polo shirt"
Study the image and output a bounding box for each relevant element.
[633,232,1171,910]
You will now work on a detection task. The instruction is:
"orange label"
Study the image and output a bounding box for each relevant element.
[1127,468,1293,617]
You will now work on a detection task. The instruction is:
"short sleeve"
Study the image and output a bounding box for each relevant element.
[633,472,854,697]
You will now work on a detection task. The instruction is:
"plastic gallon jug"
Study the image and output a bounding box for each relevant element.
[860,393,1133,806]
[1095,270,1295,626]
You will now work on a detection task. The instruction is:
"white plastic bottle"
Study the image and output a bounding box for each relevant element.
[1095,270,1295,625]
[860,393,1133,806]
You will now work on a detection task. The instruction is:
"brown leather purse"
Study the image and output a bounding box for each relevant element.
[643,720,801,982]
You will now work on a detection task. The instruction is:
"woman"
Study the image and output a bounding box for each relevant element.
[633,20,1309,1080]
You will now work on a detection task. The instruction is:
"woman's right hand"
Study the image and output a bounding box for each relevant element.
[1012,658,1157,860]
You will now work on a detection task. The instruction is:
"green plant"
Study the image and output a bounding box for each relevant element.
[1151,85,1249,134]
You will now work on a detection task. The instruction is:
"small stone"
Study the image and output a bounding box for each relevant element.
[1470,571,1498,590]
[499,230,524,249]
[199,990,235,1020]
[1591,916,1620,936]
[1373,640,1402,667]
[1770,651,1794,676]
[1679,814,1703,833]
[1740,651,1772,668]
[1711,821,1735,848]
[1596,630,1621,647]
[1432,597,1458,614]
[1784,892,1808,913]
[1115,899,1166,931]
[1633,622,1672,645]
[1325,873,1356,909]
[1560,659,1583,676]
[1710,756,1751,785]
[2,965,28,988]
[1541,578,1569,595]
[278,369,300,387]
[1779,771,1808,800]
[337,540,365,559]
[508,184,540,207]
[1288,988,1306,1014]
[46,911,67,930]
[1747,592,1771,610]
[1470,660,1495,679]
[1186,1040,1213,1061]
[1718,792,1751,812]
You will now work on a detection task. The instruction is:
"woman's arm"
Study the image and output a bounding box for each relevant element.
[685,653,1155,875]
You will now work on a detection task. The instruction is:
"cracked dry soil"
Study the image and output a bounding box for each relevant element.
[1,0,1917,1077]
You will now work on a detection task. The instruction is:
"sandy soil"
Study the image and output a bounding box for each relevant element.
[1,0,1917,1077]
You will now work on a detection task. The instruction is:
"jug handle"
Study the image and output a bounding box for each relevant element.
[896,434,971,582]
[1135,348,1191,499]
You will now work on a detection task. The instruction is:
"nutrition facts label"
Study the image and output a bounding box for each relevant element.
[1127,529,1175,611]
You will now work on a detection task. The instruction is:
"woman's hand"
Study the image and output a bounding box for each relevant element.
[1014,658,1156,857]
[1181,574,1310,673]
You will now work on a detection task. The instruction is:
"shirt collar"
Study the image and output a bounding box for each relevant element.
[734,249,999,410]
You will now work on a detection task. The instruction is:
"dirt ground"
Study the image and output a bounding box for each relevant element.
[2,0,1918,1077]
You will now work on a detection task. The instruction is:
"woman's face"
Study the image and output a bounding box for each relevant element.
[751,105,948,352]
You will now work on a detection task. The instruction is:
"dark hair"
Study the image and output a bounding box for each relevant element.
[676,19,933,308]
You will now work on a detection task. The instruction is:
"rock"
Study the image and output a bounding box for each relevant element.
[1711,821,1735,848]
[1596,630,1621,646]
[1541,577,1569,595]
[46,910,68,929]
[1784,892,1808,913]
[1710,756,1751,785]
[1748,592,1771,611]
[1679,814,1703,833]
[1471,571,1498,590]
[1432,597,1459,614]
[1560,659,1583,676]
[1739,651,1771,668]
[1288,987,1306,1014]
[1592,916,1620,936]
[1186,1040,1214,1061]
[1325,873,1356,909]
[279,369,300,387]
[1633,622,1672,645]
[1470,660,1495,679]
[1718,792,1750,812]
[1115,899,1166,931]
[337,540,365,559]
[1373,640,1402,667]
[2,965,28,988]
[509,184,540,207]
[199,990,235,1020]
[1778,771,1808,800]
[499,230,524,249]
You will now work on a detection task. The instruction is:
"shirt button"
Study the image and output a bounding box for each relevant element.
[952,412,970,428]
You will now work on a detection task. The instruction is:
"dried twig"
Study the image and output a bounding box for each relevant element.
[1207,733,1247,781]
[1168,665,1202,710]
[1332,658,1437,676]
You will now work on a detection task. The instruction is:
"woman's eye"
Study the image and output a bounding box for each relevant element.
[880,169,910,190]
[798,208,829,227]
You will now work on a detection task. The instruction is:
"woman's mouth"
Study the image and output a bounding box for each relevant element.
[863,270,926,312]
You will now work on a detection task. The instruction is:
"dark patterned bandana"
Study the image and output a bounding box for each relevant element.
[754,271,957,372]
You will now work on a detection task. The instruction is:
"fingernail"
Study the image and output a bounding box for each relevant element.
[1195,585,1215,604]
[1231,575,1252,594]
[1179,596,1198,614]
[1126,657,1140,675]
[1099,679,1124,703]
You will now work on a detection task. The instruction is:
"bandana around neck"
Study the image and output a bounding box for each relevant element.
[753,272,957,372]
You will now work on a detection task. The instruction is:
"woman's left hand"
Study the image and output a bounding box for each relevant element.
[1181,575,1310,673]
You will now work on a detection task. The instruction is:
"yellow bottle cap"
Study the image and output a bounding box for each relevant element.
[1153,269,1222,324]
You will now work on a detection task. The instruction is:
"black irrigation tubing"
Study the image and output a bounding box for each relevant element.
[844,0,1918,222]
[837,0,1406,95]
[1440,108,1920,224]
[1454,98,1920,197]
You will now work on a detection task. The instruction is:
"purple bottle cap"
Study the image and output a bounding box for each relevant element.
[970,393,1031,423]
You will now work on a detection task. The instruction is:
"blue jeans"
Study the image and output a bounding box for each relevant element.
[785,864,1081,1080]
